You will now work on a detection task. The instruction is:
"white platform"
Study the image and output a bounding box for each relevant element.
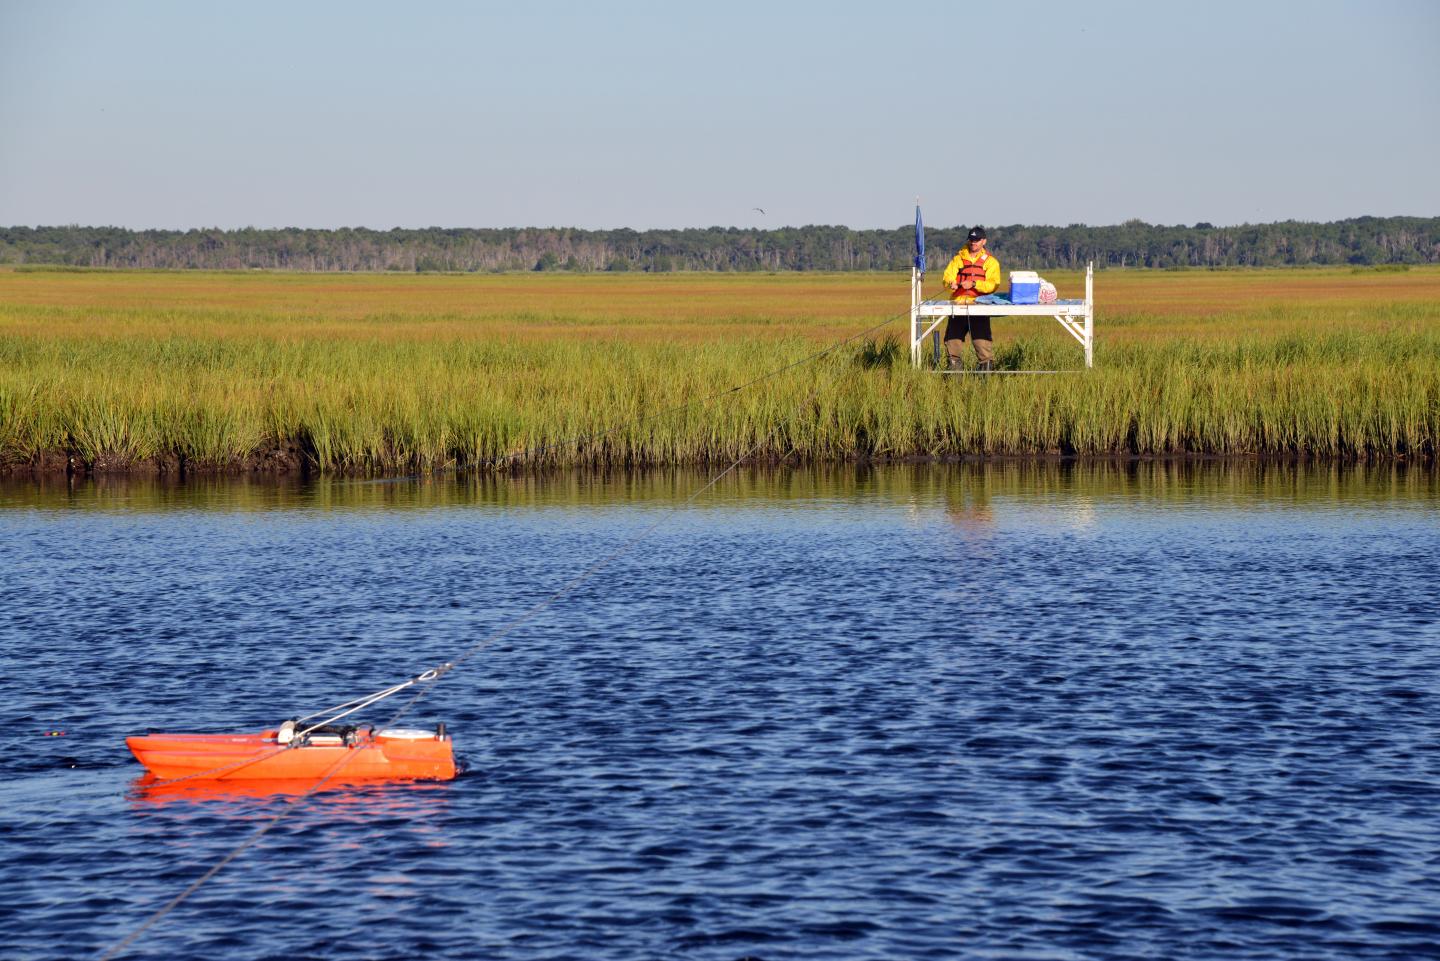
[909,262,1094,369]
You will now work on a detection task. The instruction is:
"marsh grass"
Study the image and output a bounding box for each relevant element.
[1,268,1436,471]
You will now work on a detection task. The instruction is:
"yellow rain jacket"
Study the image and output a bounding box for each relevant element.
[941,247,1001,301]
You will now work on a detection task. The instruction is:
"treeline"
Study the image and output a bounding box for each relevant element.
[3,217,1437,273]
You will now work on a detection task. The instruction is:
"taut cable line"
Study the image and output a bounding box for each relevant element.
[99,291,923,960]
[366,291,925,478]
[100,417,784,961]
[97,728,394,961]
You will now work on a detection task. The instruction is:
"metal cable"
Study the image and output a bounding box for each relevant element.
[293,666,448,739]
[359,290,925,483]
[99,738,379,961]
[481,299,916,470]
[100,421,782,961]
[294,681,417,722]
[98,293,920,959]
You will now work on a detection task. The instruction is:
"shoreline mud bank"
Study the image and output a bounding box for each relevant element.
[2,445,1433,480]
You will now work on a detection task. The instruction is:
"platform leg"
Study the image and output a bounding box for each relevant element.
[1085,262,1095,368]
[909,268,921,369]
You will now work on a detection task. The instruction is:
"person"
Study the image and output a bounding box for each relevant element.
[941,226,1002,371]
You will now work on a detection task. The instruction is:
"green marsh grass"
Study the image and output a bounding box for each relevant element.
[0,267,1437,472]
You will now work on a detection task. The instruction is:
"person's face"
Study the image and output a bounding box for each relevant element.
[969,237,986,253]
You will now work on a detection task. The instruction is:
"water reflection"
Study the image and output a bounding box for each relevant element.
[128,774,456,809]
[944,482,996,537]
[1,460,1435,514]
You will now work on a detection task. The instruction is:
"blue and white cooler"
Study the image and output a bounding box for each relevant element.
[1009,270,1041,304]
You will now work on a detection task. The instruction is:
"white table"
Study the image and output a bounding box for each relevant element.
[909,262,1094,369]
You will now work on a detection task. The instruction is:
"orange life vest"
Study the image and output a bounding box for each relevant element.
[954,250,989,301]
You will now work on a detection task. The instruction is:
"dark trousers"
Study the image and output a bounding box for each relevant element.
[944,314,994,363]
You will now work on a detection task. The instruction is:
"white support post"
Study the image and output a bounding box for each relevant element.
[910,266,921,368]
[1084,261,1094,368]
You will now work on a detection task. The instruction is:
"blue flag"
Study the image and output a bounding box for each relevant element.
[913,204,925,273]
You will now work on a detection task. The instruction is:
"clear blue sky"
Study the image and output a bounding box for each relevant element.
[2,0,1436,230]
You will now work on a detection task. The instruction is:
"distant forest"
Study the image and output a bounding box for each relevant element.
[3,217,1437,273]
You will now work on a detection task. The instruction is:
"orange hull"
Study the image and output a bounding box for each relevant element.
[126,729,456,781]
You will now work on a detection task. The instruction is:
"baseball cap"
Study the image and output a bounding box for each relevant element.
[967,226,987,241]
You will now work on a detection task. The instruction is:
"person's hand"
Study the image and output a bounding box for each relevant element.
[949,281,960,292]
[960,279,975,290]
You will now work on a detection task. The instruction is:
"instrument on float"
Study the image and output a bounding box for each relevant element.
[125,665,457,783]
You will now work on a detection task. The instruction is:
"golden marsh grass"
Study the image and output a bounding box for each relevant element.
[1,266,1437,472]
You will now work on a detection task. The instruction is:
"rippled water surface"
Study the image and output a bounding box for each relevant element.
[2,463,1438,961]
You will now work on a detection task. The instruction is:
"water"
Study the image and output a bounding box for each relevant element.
[1,463,1437,961]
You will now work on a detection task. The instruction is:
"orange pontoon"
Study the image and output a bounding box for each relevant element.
[127,726,456,781]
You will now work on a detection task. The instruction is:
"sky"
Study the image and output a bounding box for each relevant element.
[1,0,1437,231]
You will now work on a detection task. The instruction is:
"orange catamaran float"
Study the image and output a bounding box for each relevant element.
[127,725,455,781]
[126,665,457,782]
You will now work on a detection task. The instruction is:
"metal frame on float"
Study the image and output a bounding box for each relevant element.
[908,261,1095,370]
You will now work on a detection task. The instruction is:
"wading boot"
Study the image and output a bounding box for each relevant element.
[947,356,964,372]
[977,360,995,373]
